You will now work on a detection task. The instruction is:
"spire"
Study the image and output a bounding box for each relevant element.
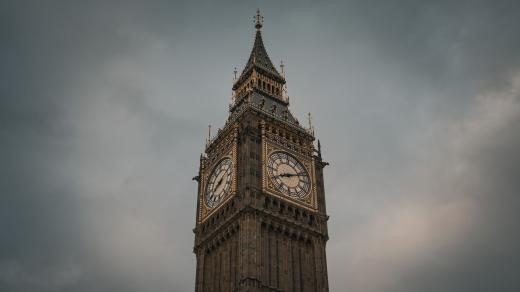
[308,112,315,135]
[233,9,285,90]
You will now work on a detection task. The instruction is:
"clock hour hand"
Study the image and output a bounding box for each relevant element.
[216,177,224,188]
[214,171,227,189]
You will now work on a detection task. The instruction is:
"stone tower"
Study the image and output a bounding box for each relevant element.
[193,10,329,292]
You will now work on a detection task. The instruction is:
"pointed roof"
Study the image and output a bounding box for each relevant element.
[233,11,285,90]
[244,30,284,78]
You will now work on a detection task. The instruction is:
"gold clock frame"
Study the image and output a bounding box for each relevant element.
[198,143,238,223]
[262,140,318,211]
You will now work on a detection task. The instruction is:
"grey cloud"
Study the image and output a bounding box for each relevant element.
[1,1,520,292]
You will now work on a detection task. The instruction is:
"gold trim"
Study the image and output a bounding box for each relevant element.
[198,135,238,223]
[262,139,318,211]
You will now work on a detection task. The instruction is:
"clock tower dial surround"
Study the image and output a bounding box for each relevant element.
[263,140,318,211]
[204,157,233,208]
[197,129,238,224]
[267,151,311,198]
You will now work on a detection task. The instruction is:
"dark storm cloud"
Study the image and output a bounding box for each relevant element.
[1,1,200,291]
[344,0,520,84]
[1,1,520,292]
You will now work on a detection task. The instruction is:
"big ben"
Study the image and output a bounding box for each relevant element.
[193,10,330,292]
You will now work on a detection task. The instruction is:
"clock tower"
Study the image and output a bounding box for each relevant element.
[193,10,330,292]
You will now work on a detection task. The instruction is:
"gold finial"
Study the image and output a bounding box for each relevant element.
[255,9,263,31]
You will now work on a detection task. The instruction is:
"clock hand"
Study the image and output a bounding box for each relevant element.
[216,177,224,188]
[272,172,297,178]
[281,172,307,178]
[213,171,227,188]
[271,173,288,178]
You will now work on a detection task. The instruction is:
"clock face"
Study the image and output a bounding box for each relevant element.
[205,158,233,208]
[267,151,311,199]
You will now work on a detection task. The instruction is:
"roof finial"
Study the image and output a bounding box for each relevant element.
[308,112,315,135]
[280,60,285,76]
[255,9,263,31]
[233,67,237,80]
[206,125,212,146]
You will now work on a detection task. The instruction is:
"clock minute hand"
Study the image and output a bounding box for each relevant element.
[271,173,287,178]
[282,172,307,177]
[278,172,297,178]
[272,172,303,178]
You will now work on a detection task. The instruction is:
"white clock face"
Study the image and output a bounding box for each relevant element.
[205,158,233,208]
[267,151,311,199]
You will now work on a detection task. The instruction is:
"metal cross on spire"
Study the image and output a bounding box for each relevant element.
[255,8,263,31]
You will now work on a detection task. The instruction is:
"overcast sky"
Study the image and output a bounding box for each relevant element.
[1,1,520,291]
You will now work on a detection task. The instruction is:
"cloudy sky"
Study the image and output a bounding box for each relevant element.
[1,0,520,291]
